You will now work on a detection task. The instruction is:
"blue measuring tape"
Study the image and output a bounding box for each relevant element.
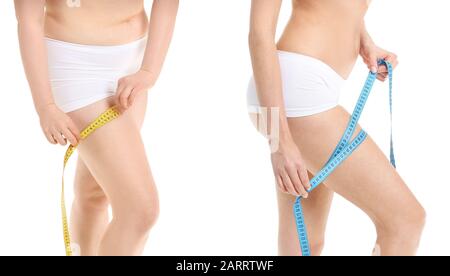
[294,60,396,256]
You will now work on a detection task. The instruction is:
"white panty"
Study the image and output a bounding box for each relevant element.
[46,37,147,113]
[247,50,345,117]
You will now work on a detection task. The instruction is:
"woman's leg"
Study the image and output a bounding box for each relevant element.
[277,180,334,256]
[286,106,425,256]
[70,95,148,256]
[68,93,155,256]
[249,112,335,256]
[70,157,109,256]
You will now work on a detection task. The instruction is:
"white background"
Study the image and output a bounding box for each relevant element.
[0,0,449,256]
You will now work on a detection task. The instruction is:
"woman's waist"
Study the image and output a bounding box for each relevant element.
[45,36,147,75]
[44,10,148,46]
[277,21,362,79]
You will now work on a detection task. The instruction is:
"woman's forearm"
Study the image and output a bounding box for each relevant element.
[249,33,292,140]
[140,0,179,78]
[360,21,375,49]
[249,0,293,141]
[17,19,54,114]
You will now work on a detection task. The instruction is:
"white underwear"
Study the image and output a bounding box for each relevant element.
[247,50,345,117]
[46,37,147,113]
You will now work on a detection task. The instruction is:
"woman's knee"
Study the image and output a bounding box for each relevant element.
[376,200,426,239]
[114,192,160,234]
[74,182,109,212]
[135,203,160,233]
[310,238,325,256]
[119,205,159,235]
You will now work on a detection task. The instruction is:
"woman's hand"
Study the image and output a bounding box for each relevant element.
[271,138,311,198]
[115,69,156,110]
[360,43,399,81]
[38,103,80,146]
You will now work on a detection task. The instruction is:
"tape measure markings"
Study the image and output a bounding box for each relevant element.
[294,60,395,256]
[61,106,120,256]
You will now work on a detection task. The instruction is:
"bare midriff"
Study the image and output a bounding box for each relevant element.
[277,0,370,79]
[44,0,148,45]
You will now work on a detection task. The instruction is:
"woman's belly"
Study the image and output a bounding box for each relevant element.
[277,0,369,79]
[44,0,148,45]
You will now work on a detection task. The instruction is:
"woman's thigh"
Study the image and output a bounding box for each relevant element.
[277,173,334,255]
[249,111,334,254]
[67,93,157,215]
[287,106,422,227]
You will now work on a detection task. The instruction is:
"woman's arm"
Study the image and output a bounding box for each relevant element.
[14,0,80,146]
[115,0,179,109]
[141,0,179,79]
[249,0,286,134]
[249,0,310,198]
[15,0,54,113]
[360,21,399,81]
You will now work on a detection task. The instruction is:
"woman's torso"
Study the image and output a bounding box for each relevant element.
[44,0,148,45]
[277,0,370,79]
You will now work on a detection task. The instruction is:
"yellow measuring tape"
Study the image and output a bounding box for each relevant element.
[61,106,120,256]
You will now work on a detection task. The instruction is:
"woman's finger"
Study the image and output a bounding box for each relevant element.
[66,119,81,141]
[115,81,125,107]
[128,88,142,107]
[294,171,309,198]
[281,171,301,197]
[287,167,302,196]
[52,129,67,146]
[276,175,288,194]
[377,76,387,82]
[287,166,305,196]
[61,127,78,146]
[377,65,388,73]
[119,86,133,109]
[384,54,399,69]
[45,131,57,144]
[368,53,378,73]
[298,167,311,192]
[377,74,387,81]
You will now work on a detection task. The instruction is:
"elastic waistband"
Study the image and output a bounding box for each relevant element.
[45,36,148,51]
[277,50,346,81]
